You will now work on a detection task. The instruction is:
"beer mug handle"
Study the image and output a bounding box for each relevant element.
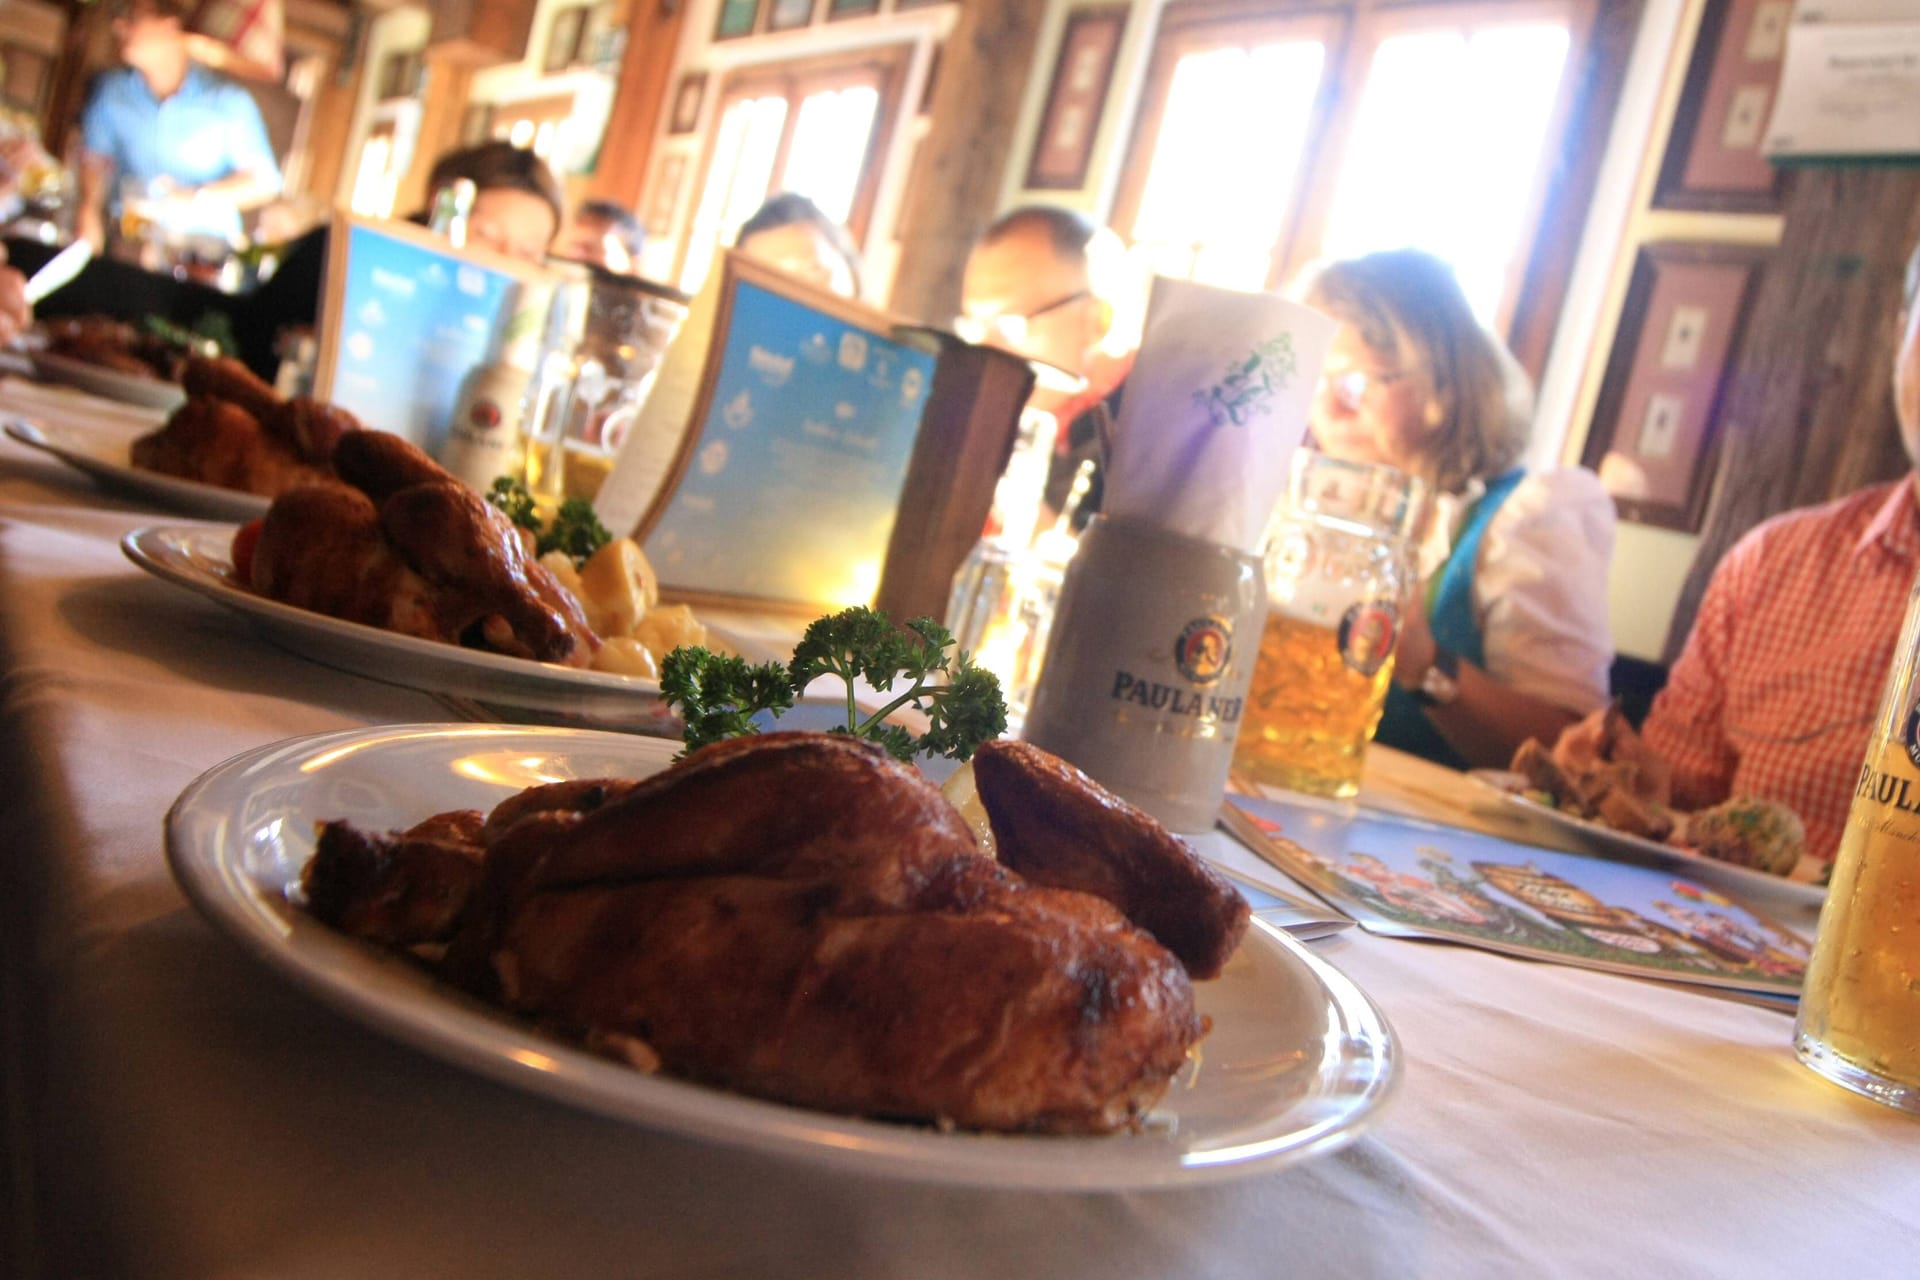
[599,401,640,454]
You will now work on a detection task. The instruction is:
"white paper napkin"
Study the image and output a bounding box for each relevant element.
[1103,276,1335,553]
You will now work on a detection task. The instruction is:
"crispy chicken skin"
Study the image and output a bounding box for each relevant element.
[971,740,1250,979]
[305,733,1228,1134]
[250,430,598,666]
[132,356,351,497]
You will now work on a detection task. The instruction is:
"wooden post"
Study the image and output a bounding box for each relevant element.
[1663,167,1920,661]
[393,53,474,217]
[885,0,1047,326]
[587,0,687,210]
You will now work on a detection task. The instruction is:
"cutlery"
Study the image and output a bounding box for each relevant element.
[23,240,92,305]
[1216,800,1355,938]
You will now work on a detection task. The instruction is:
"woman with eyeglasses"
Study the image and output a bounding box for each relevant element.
[1299,247,1615,770]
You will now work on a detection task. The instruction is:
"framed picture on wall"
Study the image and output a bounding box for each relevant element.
[1581,242,1771,532]
[669,72,707,135]
[543,6,589,74]
[1653,0,1793,211]
[826,0,881,20]
[1025,7,1128,191]
[714,0,761,41]
[768,0,815,29]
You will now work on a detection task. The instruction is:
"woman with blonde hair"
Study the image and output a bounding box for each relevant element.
[1300,248,1614,769]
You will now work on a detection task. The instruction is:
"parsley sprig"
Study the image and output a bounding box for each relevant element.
[661,606,1007,763]
[486,477,612,561]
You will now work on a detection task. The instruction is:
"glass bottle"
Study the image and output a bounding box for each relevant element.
[1794,564,1920,1114]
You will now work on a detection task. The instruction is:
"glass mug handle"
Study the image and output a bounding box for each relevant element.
[526,377,575,502]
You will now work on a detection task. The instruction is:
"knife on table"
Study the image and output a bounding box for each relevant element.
[23,240,92,305]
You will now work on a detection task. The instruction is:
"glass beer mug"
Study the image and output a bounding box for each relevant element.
[1231,451,1426,799]
[1794,565,1920,1114]
[525,272,690,507]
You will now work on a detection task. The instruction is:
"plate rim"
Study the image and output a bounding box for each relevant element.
[121,524,672,711]
[29,347,188,409]
[1466,768,1824,904]
[6,416,270,521]
[164,722,1401,1190]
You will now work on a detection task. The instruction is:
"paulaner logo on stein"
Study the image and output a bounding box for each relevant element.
[1174,615,1234,684]
[1338,600,1400,679]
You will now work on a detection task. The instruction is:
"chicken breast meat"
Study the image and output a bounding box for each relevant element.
[303,732,1249,1134]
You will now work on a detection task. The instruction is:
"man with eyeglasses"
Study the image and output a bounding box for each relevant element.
[958,206,1140,527]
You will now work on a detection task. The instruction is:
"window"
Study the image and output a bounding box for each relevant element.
[676,47,908,294]
[1116,0,1601,341]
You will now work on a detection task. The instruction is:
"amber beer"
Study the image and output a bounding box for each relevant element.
[1794,574,1920,1114]
[1233,607,1397,798]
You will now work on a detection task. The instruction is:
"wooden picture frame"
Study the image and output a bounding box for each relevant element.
[768,0,815,30]
[668,71,707,136]
[1653,0,1793,212]
[714,0,761,40]
[377,50,421,102]
[1581,242,1770,532]
[0,45,51,113]
[826,0,882,20]
[543,6,589,74]
[1024,7,1128,191]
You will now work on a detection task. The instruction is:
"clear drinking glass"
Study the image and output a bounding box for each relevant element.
[525,272,690,507]
[1231,452,1426,799]
[1794,563,1920,1114]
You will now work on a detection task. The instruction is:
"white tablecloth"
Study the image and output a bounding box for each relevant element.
[2,379,1917,1279]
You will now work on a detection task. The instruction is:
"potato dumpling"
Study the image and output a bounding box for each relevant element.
[540,550,585,601]
[591,636,660,678]
[633,604,706,658]
[576,538,657,639]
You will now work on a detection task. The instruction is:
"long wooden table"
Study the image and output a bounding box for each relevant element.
[2,377,1915,1278]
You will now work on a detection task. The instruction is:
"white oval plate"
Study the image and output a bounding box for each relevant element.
[7,418,270,522]
[165,723,1399,1190]
[1468,769,1824,906]
[123,525,681,733]
[29,348,188,410]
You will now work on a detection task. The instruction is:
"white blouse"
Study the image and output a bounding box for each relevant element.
[1414,467,1616,714]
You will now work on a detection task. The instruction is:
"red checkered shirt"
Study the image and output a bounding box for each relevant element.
[1643,477,1920,864]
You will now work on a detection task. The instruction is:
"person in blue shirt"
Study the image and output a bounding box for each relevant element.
[75,0,281,252]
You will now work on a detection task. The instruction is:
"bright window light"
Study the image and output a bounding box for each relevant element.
[1320,24,1570,321]
[1132,41,1326,292]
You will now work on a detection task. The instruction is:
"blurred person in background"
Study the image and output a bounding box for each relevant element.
[1639,239,1920,867]
[0,249,29,345]
[1299,247,1615,770]
[734,193,862,299]
[236,143,564,380]
[555,199,645,275]
[75,0,281,253]
[423,142,564,264]
[959,205,1143,527]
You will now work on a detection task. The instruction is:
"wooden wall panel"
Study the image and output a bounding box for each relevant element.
[1663,167,1920,662]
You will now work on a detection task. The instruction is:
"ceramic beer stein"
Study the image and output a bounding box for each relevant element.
[1021,514,1266,832]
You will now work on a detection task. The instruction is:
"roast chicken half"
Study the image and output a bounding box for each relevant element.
[132,355,360,497]
[248,429,598,667]
[303,733,1251,1134]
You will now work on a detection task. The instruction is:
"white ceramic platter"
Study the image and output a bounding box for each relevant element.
[6,418,270,522]
[123,526,682,733]
[29,348,188,410]
[1469,769,1825,907]
[165,723,1400,1190]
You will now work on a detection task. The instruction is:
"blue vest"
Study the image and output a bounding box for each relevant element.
[1374,468,1527,769]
